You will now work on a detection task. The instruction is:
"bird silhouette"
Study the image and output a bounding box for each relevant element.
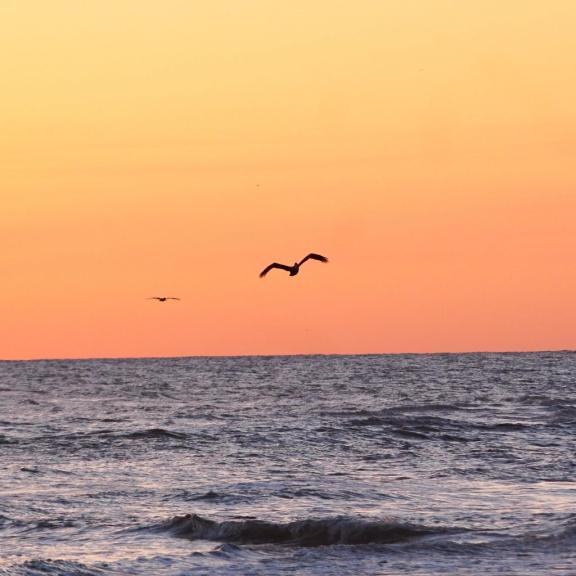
[259,253,328,278]
[147,297,180,302]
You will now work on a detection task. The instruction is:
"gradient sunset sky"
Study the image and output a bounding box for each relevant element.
[1,1,575,359]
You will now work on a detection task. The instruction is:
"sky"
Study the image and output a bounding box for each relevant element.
[1,0,575,359]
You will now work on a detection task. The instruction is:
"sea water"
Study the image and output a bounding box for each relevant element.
[1,352,575,575]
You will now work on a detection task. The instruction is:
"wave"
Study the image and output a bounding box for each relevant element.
[0,559,106,576]
[0,513,78,534]
[348,412,537,436]
[188,490,223,501]
[0,434,17,445]
[156,513,449,546]
[527,515,576,546]
[0,514,28,532]
[29,427,191,444]
[125,428,187,440]
[166,484,394,505]
[323,403,468,419]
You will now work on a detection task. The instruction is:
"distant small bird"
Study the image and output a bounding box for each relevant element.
[259,253,329,278]
[148,297,180,302]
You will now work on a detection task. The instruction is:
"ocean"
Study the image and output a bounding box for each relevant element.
[0,352,575,575]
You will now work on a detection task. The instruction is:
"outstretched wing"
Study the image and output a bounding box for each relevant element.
[298,253,329,266]
[147,297,180,300]
[259,263,292,278]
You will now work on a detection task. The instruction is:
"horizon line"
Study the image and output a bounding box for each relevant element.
[1,348,574,363]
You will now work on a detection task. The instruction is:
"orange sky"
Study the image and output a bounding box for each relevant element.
[1,1,575,359]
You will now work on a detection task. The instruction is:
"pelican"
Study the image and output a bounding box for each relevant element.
[259,253,328,278]
[147,297,180,302]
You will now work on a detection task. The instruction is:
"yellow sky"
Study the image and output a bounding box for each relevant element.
[1,1,575,359]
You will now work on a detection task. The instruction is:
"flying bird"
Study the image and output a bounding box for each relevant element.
[259,253,329,278]
[147,297,180,302]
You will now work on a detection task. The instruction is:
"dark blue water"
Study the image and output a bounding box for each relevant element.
[1,352,575,575]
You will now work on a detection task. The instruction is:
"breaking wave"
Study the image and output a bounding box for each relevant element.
[155,513,450,546]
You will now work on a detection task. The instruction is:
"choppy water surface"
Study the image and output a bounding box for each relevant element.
[1,352,575,575]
